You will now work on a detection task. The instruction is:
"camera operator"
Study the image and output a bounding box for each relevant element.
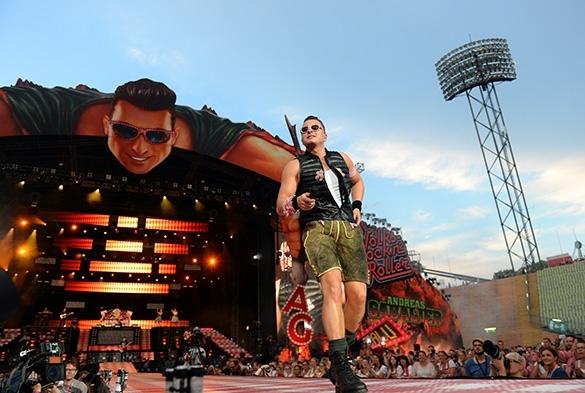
[55,358,88,393]
[1,344,67,393]
[185,328,206,367]
[77,364,111,393]
[22,372,60,393]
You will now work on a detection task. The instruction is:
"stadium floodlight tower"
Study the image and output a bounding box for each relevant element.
[435,38,541,278]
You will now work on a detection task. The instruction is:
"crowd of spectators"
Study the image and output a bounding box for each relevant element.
[2,330,584,392]
[196,333,584,380]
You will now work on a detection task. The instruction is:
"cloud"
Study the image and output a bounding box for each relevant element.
[127,48,159,65]
[350,138,483,191]
[526,156,585,217]
[127,47,186,67]
[413,230,512,278]
[414,209,432,222]
[416,233,467,256]
[457,205,489,220]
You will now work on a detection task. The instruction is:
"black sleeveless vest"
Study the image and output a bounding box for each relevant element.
[296,149,354,228]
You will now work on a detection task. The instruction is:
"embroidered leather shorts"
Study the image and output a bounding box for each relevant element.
[302,220,368,284]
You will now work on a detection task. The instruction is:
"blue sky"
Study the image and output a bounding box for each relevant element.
[1,0,583,279]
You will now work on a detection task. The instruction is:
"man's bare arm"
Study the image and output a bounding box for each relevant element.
[276,159,301,216]
[341,152,365,224]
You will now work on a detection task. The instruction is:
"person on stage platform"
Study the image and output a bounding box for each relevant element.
[59,308,73,328]
[171,308,179,323]
[155,308,163,323]
[276,115,368,393]
[119,337,129,362]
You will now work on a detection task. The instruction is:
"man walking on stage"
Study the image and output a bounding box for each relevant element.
[277,115,368,393]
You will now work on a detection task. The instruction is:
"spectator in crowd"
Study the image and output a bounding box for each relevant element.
[396,355,412,378]
[385,355,399,378]
[454,350,467,377]
[534,347,568,378]
[571,339,585,378]
[464,339,492,377]
[356,358,376,379]
[407,351,416,365]
[304,357,319,378]
[412,351,436,378]
[370,355,388,379]
[505,352,526,378]
[435,350,456,378]
[292,364,303,378]
[541,337,553,351]
[283,363,293,378]
[427,345,436,361]
[254,364,273,377]
[315,363,328,378]
[561,334,576,374]
[525,349,540,377]
[359,342,373,359]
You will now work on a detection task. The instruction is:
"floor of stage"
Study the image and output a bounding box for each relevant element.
[116,373,585,392]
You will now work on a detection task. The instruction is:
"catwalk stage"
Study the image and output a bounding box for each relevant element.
[116,374,585,392]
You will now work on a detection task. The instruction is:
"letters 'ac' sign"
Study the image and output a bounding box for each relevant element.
[283,285,313,346]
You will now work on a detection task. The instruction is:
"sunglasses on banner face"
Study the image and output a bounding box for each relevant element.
[301,124,322,134]
[110,121,175,144]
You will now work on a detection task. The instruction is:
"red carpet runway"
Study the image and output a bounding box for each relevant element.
[116,374,585,392]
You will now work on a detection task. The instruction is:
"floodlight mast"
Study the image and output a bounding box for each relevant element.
[435,39,541,283]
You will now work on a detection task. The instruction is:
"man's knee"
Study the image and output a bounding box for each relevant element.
[320,272,345,304]
[345,284,367,307]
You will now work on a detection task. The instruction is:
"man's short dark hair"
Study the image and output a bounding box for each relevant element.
[64,358,79,369]
[303,115,325,131]
[112,78,177,125]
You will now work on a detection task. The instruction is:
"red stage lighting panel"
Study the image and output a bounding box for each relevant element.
[154,243,189,255]
[61,259,81,271]
[158,264,177,274]
[41,212,110,226]
[105,240,143,253]
[65,281,169,294]
[117,216,139,228]
[54,238,94,250]
[89,261,152,274]
[145,218,208,232]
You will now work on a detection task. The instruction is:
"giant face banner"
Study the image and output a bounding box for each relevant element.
[0,78,297,180]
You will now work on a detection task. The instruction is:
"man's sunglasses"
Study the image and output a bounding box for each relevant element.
[110,121,174,144]
[301,124,321,134]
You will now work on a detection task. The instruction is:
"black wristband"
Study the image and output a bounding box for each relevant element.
[292,195,300,210]
[351,200,362,211]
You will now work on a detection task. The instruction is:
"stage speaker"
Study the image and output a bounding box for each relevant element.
[151,327,171,350]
